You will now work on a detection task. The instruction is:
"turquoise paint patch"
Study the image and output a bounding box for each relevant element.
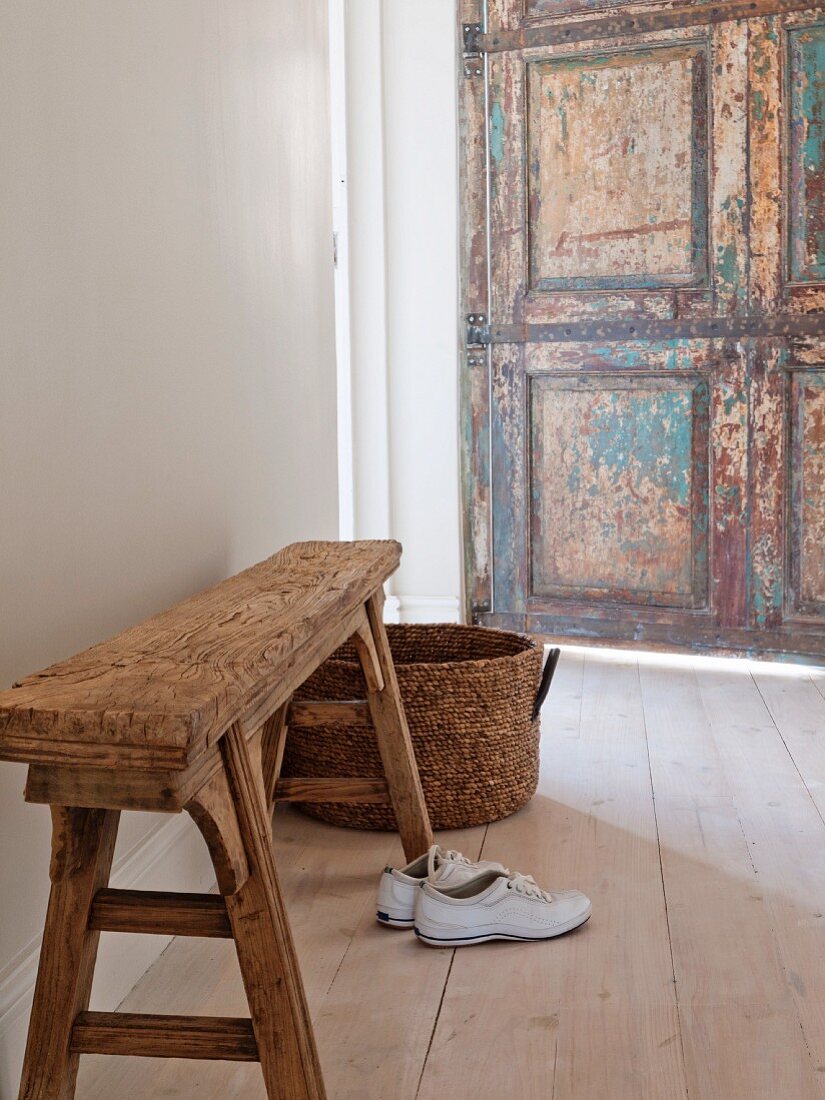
[558,102,568,144]
[490,101,505,165]
[583,341,703,373]
[556,83,574,145]
[585,389,692,507]
[716,199,745,303]
[789,26,825,280]
[721,387,745,418]
[716,242,743,302]
[752,542,783,627]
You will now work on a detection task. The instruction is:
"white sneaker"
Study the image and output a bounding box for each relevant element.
[376,845,506,929]
[414,870,591,946]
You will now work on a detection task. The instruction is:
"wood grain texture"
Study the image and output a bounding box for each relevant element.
[790,370,825,615]
[89,890,233,939]
[273,778,391,804]
[421,651,686,1099]
[459,0,493,618]
[527,44,706,291]
[712,21,749,316]
[313,822,489,1100]
[752,665,825,821]
[350,618,384,694]
[287,701,370,729]
[482,0,825,51]
[220,724,326,1100]
[75,812,484,1099]
[417,653,582,1098]
[529,373,709,608]
[70,1013,258,1062]
[639,660,823,1099]
[787,21,825,291]
[0,541,401,768]
[19,808,120,1100]
[698,661,825,1076]
[362,592,433,862]
[748,343,787,630]
[749,18,782,310]
[24,741,226,812]
[261,703,290,806]
[186,765,249,896]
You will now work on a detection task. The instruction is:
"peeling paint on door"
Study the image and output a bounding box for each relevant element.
[459,0,825,658]
[530,375,708,605]
[527,45,708,290]
[789,25,825,283]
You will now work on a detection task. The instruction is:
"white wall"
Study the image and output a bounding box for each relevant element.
[0,2,337,1091]
[345,0,463,624]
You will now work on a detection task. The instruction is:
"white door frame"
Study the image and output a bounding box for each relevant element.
[328,0,355,540]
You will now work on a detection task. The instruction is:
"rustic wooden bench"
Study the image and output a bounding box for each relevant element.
[0,540,433,1100]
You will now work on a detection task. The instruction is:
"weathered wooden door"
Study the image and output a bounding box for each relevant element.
[460,0,825,658]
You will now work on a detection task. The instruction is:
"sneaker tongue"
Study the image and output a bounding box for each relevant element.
[426,844,443,881]
[483,859,507,875]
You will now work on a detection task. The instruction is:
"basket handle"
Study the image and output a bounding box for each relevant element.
[532,647,561,721]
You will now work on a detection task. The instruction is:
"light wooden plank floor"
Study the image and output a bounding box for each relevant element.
[78,647,825,1099]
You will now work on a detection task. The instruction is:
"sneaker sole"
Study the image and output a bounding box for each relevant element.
[376,910,414,929]
[413,910,591,947]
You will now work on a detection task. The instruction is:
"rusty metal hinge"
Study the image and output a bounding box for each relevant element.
[462,23,484,78]
[466,312,490,366]
[467,313,491,346]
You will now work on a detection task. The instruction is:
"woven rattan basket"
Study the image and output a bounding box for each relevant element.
[283,624,557,830]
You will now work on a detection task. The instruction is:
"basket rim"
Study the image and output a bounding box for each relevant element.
[325,624,540,673]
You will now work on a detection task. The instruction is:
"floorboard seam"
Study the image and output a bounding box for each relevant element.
[810,675,825,707]
[742,665,825,1085]
[413,825,489,1097]
[550,1032,558,1097]
[693,658,825,1094]
[476,822,491,861]
[414,949,457,1100]
[323,834,399,998]
[639,659,691,1099]
[749,666,825,831]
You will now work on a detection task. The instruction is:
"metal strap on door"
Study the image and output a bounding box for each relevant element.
[466,314,825,347]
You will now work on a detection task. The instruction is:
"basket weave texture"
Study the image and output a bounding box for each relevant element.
[284,624,543,830]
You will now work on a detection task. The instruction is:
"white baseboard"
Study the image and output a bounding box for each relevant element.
[395,596,462,624]
[383,594,401,623]
[0,812,214,1099]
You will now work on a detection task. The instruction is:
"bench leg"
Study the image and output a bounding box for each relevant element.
[358,591,434,862]
[19,807,120,1100]
[189,728,326,1100]
[261,701,290,809]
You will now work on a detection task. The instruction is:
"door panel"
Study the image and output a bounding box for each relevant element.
[790,369,825,615]
[788,25,825,285]
[526,44,709,291]
[529,372,709,607]
[460,0,825,657]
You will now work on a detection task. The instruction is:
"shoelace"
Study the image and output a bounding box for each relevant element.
[506,873,554,903]
[427,845,472,881]
[426,844,514,884]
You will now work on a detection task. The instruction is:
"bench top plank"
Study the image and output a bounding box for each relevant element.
[0,540,400,770]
